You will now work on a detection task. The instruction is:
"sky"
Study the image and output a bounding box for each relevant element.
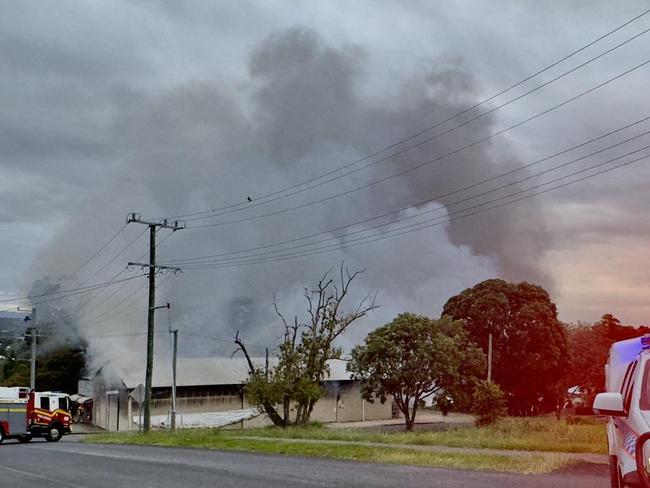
[1,1,650,368]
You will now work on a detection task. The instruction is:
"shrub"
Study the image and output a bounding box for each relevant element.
[471,380,507,426]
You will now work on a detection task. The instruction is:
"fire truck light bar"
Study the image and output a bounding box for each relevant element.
[641,335,650,349]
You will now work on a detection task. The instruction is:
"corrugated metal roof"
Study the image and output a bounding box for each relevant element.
[119,357,352,389]
[137,408,261,429]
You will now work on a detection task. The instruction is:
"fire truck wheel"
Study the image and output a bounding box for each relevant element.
[46,424,63,442]
[0,427,4,444]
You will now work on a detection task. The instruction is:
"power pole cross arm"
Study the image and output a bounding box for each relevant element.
[126,213,186,231]
[127,262,182,274]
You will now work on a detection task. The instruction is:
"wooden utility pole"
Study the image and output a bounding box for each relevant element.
[487,333,493,382]
[170,328,178,432]
[126,213,184,432]
[22,307,37,390]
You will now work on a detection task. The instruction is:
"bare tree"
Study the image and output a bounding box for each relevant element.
[236,263,378,426]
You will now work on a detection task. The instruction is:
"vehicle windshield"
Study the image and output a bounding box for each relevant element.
[640,360,650,410]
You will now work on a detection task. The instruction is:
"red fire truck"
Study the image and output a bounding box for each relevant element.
[0,388,72,443]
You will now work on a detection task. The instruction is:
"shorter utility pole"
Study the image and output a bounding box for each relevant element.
[487,333,493,383]
[30,327,37,390]
[164,302,179,432]
[170,328,178,432]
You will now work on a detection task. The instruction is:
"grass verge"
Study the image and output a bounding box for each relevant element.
[224,417,606,454]
[89,429,573,474]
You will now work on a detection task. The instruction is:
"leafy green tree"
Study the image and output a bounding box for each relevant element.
[442,279,568,415]
[1,361,30,387]
[564,315,650,408]
[237,264,378,426]
[563,322,610,407]
[36,346,86,394]
[0,341,30,386]
[593,313,649,342]
[1,338,85,393]
[348,313,485,431]
[471,380,507,426]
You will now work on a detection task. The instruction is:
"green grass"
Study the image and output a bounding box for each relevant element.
[89,429,572,474]
[89,417,605,474]
[223,417,607,454]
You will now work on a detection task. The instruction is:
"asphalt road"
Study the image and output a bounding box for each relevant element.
[0,437,608,488]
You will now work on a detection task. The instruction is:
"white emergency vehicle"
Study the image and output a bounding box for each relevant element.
[593,335,650,488]
[0,387,29,400]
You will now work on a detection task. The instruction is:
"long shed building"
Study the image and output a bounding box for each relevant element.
[80,358,392,431]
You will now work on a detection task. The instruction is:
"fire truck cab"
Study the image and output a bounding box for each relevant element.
[594,335,650,488]
[0,388,71,443]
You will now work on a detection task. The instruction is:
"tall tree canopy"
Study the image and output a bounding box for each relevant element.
[442,279,568,415]
[564,314,650,406]
[348,313,484,430]
[1,343,85,393]
[36,347,86,394]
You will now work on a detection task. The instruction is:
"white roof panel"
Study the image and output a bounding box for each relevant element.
[119,357,352,389]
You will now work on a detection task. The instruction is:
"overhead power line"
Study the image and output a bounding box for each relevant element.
[71,229,176,314]
[65,223,128,281]
[159,9,650,222]
[53,228,149,319]
[26,214,174,319]
[18,277,127,308]
[0,275,146,304]
[184,25,650,224]
[159,115,650,265]
[169,139,650,266]
[78,281,149,325]
[46,231,178,334]
[86,330,168,340]
[50,281,148,339]
[13,226,147,318]
[179,150,650,269]
[75,227,148,287]
[188,57,650,230]
[68,275,144,324]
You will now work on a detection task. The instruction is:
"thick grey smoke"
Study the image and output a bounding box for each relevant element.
[4,15,592,376]
[14,24,565,373]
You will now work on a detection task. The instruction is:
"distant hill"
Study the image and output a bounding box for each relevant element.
[0,317,26,339]
[0,311,23,319]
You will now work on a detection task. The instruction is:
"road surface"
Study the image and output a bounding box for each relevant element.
[0,437,608,487]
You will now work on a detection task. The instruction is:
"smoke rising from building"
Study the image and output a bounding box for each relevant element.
[22,26,559,373]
